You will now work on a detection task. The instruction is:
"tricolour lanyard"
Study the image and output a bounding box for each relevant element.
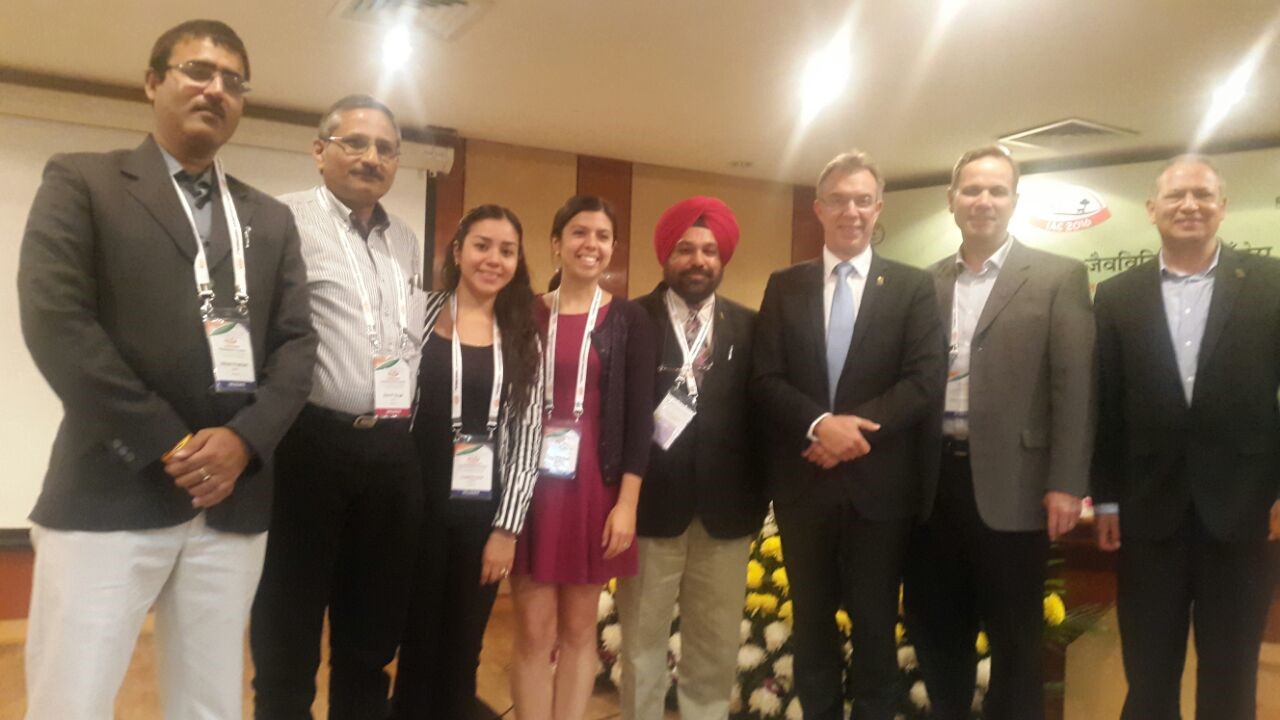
[316,187,409,354]
[170,158,249,317]
[544,287,602,421]
[450,295,503,437]
[665,292,713,399]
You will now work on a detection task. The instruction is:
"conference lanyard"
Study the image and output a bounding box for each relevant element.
[544,287,602,421]
[450,295,504,438]
[316,187,411,356]
[170,157,249,317]
[664,292,713,400]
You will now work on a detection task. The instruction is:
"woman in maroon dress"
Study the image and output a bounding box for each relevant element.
[510,195,656,719]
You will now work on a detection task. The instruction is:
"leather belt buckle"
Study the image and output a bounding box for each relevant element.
[352,415,378,430]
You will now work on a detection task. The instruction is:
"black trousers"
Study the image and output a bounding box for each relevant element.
[902,449,1048,720]
[391,498,501,720]
[1117,509,1274,720]
[250,405,422,720]
[774,497,911,720]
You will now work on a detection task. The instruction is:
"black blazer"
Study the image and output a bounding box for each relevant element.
[1091,245,1280,542]
[18,136,317,534]
[751,254,947,520]
[635,284,768,539]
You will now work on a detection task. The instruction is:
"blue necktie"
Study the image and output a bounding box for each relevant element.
[826,261,855,406]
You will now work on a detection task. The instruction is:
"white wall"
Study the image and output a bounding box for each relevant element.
[0,86,429,528]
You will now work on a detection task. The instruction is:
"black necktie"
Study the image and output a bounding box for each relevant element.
[174,170,213,210]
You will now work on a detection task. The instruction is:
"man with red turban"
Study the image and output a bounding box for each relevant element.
[616,196,768,720]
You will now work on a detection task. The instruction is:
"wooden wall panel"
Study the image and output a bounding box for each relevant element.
[791,184,823,263]
[0,549,33,620]
[429,138,467,290]
[576,156,633,298]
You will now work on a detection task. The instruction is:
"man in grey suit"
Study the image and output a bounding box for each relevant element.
[902,146,1095,720]
[18,19,315,719]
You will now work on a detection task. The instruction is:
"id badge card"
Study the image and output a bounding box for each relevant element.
[539,420,581,479]
[451,433,496,500]
[945,371,970,414]
[653,388,696,451]
[204,310,257,393]
[373,354,412,418]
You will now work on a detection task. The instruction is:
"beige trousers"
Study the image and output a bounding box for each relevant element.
[616,517,751,720]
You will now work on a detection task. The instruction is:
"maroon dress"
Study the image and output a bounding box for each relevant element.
[512,301,639,584]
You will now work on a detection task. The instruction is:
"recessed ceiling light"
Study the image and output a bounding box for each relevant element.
[383,24,413,70]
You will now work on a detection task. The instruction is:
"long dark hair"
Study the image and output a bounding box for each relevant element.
[443,205,540,412]
[546,195,618,292]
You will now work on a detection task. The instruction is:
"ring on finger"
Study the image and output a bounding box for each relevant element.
[198,468,213,483]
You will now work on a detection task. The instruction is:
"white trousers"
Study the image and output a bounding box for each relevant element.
[24,514,267,720]
[616,518,752,720]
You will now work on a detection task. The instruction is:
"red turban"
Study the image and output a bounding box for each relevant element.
[653,196,740,266]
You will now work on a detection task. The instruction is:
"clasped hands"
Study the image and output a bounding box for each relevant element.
[802,414,881,469]
[163,427,251,509]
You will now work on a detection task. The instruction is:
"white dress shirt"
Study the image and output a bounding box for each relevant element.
[807,244,874,438]
[944,234,1015,438]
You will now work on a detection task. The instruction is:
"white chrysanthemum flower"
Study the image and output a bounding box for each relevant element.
[601,623,623,654]
[772,654,794,687]
[610,659,623,687]
[976,656,991,690]
[748,687,783,717]
[909,680,931,710]
[737,643,767,670]
[764,620,792,651]
[672,602,680,620]
[842,640,853,662]
[729,684,743,713]
[973,688,984,712]
[668,631,682,663]
[740,618,753,643]
[761,518,779,538]
[897,645,918,670]
[597,591,615,621]
[785,697,804,720]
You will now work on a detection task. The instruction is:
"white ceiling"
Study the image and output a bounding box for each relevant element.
[4,0,1279,186]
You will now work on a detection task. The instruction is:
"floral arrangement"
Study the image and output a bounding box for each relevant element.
[595,508,1101,718]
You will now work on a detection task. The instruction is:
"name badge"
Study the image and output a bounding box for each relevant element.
[451,433,496,499]
[945,371,970,415]
[204,310,256,393]
[539,421,581,479]
[374,354,412,418]
[653,389,696,451]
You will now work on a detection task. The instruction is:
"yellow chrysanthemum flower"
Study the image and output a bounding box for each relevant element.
[607,578,617,594]
[834,609,852,635]
[771,567,789,593]
[745,592,780,616]
[760,536,784,562]
[779,600,794,624]
[746,560,765,589]
[895,622,906,645]
[1043,592,1066,627]
[975,631,989,655]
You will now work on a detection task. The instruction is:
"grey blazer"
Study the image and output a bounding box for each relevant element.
[931,239,1095,531]
[18,136,317,534]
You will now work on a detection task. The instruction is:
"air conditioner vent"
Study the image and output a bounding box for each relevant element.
[332,0,492,40]
[998,118,1136,150]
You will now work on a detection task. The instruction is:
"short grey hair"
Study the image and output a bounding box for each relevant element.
[1152,153,1226,199]
[816,149,885,198]
[317,94,401,140]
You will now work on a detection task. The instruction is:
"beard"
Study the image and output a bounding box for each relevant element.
[665,266,721,305]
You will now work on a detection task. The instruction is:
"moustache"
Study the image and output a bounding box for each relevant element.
[192,101,225,119]
[351,169,385,181]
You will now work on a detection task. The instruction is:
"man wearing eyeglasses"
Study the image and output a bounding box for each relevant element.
[751,150,946,720]
[18,19,317,720]
[250,94,426,719]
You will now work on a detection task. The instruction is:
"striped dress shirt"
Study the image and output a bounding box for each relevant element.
[281,185,424,415]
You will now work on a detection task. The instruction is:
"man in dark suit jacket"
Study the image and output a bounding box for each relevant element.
[903,147,1095,720]
[616,196,767,720]
[17,20,315,719]
[752,151,947,720]
[1092,154,1280,720]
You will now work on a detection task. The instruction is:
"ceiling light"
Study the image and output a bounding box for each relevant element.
[799,25,852,125]
[382,24,413,70]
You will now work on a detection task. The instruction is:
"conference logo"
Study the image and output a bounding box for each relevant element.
[1022,182,1112,233]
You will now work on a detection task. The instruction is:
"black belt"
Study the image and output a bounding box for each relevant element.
[942,436,970,457]
[303,403,409,431]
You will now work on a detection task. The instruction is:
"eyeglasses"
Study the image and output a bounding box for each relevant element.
[167,60,251,97]
[817,193,879,211]
[323,135,402,162]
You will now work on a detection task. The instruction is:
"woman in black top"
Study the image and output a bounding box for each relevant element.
[390,205,543,719]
